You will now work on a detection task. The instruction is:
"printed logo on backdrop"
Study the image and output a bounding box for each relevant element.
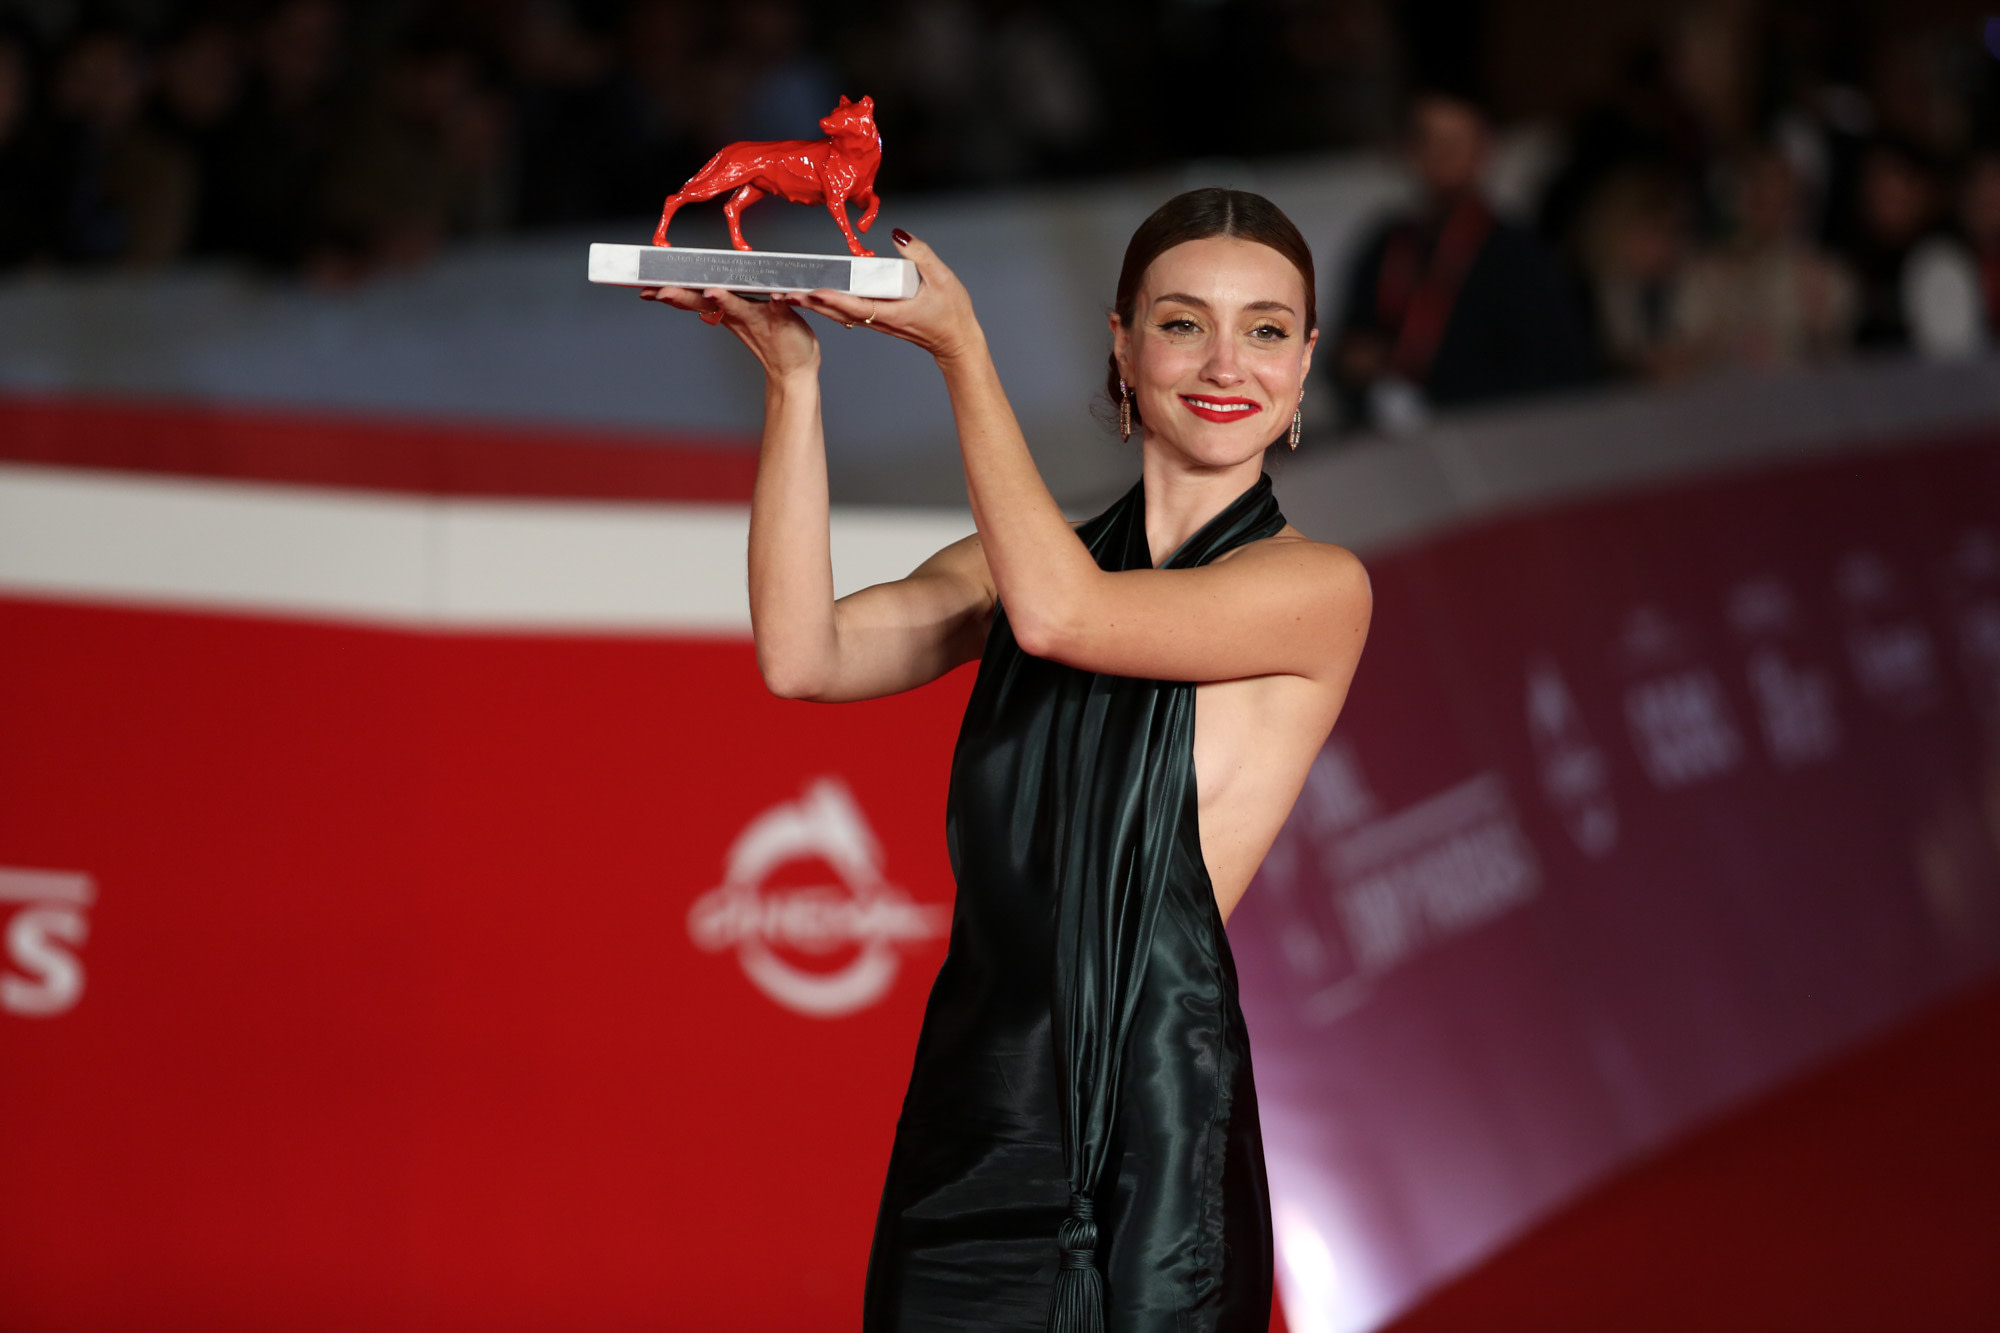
[687,778,948,1018]
[1256,742,1544,1026]
[1615,605,1748,789]
[1727,576,1843,769]
[1527,657,1619,857]
[1,867,93,1018]
[1945,529,2000,727]
[1836,550,1942,714]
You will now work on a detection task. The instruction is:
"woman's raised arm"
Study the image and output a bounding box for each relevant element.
[642,284,994,702]
[796,238,1370,688]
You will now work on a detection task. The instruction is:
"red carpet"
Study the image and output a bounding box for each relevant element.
[1383,977,2000,1333]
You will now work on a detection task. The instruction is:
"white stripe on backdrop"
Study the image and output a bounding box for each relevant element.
[0,463,971,632]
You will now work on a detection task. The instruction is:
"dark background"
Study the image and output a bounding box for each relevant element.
[7,1,2000,432]
[2,0,1996,259]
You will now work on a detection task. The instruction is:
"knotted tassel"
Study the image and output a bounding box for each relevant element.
[1047,1193,1104,1333]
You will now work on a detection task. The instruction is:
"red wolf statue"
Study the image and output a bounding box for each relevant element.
[652,95,884,257]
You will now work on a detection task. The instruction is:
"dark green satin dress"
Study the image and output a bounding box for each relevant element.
[863,475,1281,1332]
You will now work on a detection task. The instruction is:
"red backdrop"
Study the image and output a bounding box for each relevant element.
[4,400,1999,1331]
[1,597,973,1328]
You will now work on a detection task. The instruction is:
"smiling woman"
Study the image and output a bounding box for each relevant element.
[640,188,1370,1332]
[1114,236,1313,483]
[1107,190,1320,455]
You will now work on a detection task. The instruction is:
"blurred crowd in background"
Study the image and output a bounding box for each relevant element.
[1,0,1998,426]
[1324,0,2000,428]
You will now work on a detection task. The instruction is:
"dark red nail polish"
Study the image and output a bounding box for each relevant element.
[892,228,912,246]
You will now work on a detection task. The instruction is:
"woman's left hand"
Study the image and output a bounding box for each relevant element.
[788,232,984,362]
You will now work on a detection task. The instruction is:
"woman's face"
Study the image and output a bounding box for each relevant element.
[1112,237,1317,467]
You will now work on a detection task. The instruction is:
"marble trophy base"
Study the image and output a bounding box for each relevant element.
[588,243,919,298]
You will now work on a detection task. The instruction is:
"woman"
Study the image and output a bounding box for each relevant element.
[644,189,1370,1331]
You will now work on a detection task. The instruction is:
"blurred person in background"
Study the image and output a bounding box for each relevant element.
[881,0,1096,188]
[883,0,988,186]
[309,26,509,284]
[1331,89,1595,435]
[503,0,630,228]
[206,0,351,267]
[1675,143,1857,372]
[603,0,704,222]
[1758,0,1875,259]
[1284,0,1402,152]
[1957,147,2000,339]
[1538,6,1753,263]
[0,20,55,267]
[152,12,249,258]
[1868,28,1980,170]
[975,0,1097,180]
[1849,136,1986,360]
[47,24,193,265]
[1574,165,1700,383]
[718,0,837,146]
[1151,0,1292,161]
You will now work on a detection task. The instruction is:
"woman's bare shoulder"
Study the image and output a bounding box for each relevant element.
[1219,526,1370,590]
[1231,529,1370,639]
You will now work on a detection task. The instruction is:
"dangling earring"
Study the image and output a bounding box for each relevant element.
[1119,379,1133,442]
[1289,399,1302,451]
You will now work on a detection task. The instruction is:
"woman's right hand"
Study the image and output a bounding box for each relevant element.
[644,280,992,705]
[641,285,821,381]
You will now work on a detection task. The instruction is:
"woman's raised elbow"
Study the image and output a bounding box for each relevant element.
[1006,582,1097,662]
[1006,607,1066,661]
[756,649,832,701]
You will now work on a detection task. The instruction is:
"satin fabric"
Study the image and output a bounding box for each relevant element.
[863,475,1283,1332]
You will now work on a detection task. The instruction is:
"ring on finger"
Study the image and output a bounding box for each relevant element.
[863,300,879,326]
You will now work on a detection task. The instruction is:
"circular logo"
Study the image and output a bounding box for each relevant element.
[687,778,947,1018]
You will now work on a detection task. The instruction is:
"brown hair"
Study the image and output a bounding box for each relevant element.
[1106,188,1318,430]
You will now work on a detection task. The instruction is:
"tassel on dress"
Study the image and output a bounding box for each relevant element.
[1047,1193,1104,1333]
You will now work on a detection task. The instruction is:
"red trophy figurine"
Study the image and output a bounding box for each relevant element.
[586,94,917,300]
[653,94,882,258]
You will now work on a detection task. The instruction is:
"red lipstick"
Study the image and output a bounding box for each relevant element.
[1178,394,1264,423]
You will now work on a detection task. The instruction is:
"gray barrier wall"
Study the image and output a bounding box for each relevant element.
[0,152,1415,510]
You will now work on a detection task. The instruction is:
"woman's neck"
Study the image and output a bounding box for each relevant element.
[1139,448,1268,568]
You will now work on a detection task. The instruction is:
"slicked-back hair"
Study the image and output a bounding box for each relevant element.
[1107,188,1317,432]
